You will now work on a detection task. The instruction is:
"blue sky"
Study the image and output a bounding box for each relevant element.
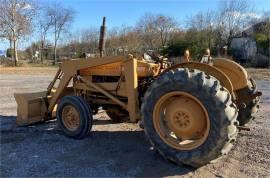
[0,0,270,50]
[62,0,270,28]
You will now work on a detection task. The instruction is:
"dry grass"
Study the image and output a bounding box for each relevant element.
[0,67,58,75]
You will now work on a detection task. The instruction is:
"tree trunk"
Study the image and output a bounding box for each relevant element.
[13,40,18,66]
[40,42,43,64]
[53,28,57,65]
[9,39,12,51]
[40,49,43,64]
[160,31,164,47]
[53,46,57,65]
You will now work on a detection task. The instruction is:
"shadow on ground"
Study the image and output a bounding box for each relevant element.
[0,115,194,177]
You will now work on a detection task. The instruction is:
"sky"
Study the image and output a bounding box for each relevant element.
[1,0,270,50]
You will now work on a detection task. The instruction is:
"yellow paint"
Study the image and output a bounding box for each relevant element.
[214,58,248,90]
[153,91,210,150]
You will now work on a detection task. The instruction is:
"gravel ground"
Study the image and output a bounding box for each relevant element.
[0,70,270,177]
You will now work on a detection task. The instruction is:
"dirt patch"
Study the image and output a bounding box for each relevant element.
[0,69,270,177]
[246,68,270,81]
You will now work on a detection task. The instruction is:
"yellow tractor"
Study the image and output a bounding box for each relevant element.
[14,51,261,167]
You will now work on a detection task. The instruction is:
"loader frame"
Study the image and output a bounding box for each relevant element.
[15,55,255,126]
[44,55,143,123]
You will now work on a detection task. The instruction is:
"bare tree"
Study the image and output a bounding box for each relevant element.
[217,0,251,47]
[137,13,177,49]
[188,10,215,31]
[0,0,36,66]
[122,27,140,52]
[106,27,121,53]
[137,14,159,49]
[187,10,216,49]
[37,5,53,63]
[259,11,270,34]
[153,15,177,46]
[81,28,99,53]
[46,3,74,65]
[104,25,141,55]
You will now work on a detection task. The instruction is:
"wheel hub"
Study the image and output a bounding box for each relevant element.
[173,111,191,129]
[153,91,210,150]
[164,96,207,140]
[62,105,80,131]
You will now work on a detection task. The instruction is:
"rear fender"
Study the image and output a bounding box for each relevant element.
[162,62,234,95]
[213,58,248,91]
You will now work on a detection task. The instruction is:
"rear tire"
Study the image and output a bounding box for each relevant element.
[141,68,238,167]
[237,78,260,126]
[57,95,93,139]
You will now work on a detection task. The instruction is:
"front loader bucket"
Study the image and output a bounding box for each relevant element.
[14,91,47,126]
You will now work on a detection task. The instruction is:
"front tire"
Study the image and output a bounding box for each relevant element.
[141,68,238,167]
[57,96,93,139]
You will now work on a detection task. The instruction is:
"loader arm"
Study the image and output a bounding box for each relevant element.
[47,72,72,113]
[15,55,138,125]
[47,56,126,113]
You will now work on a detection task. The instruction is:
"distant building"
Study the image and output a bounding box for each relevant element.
[57,52,77,60]
[230,21,269,64]
[230,37,257,63]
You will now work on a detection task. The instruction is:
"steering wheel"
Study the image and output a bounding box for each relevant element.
[146,51,163,63]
